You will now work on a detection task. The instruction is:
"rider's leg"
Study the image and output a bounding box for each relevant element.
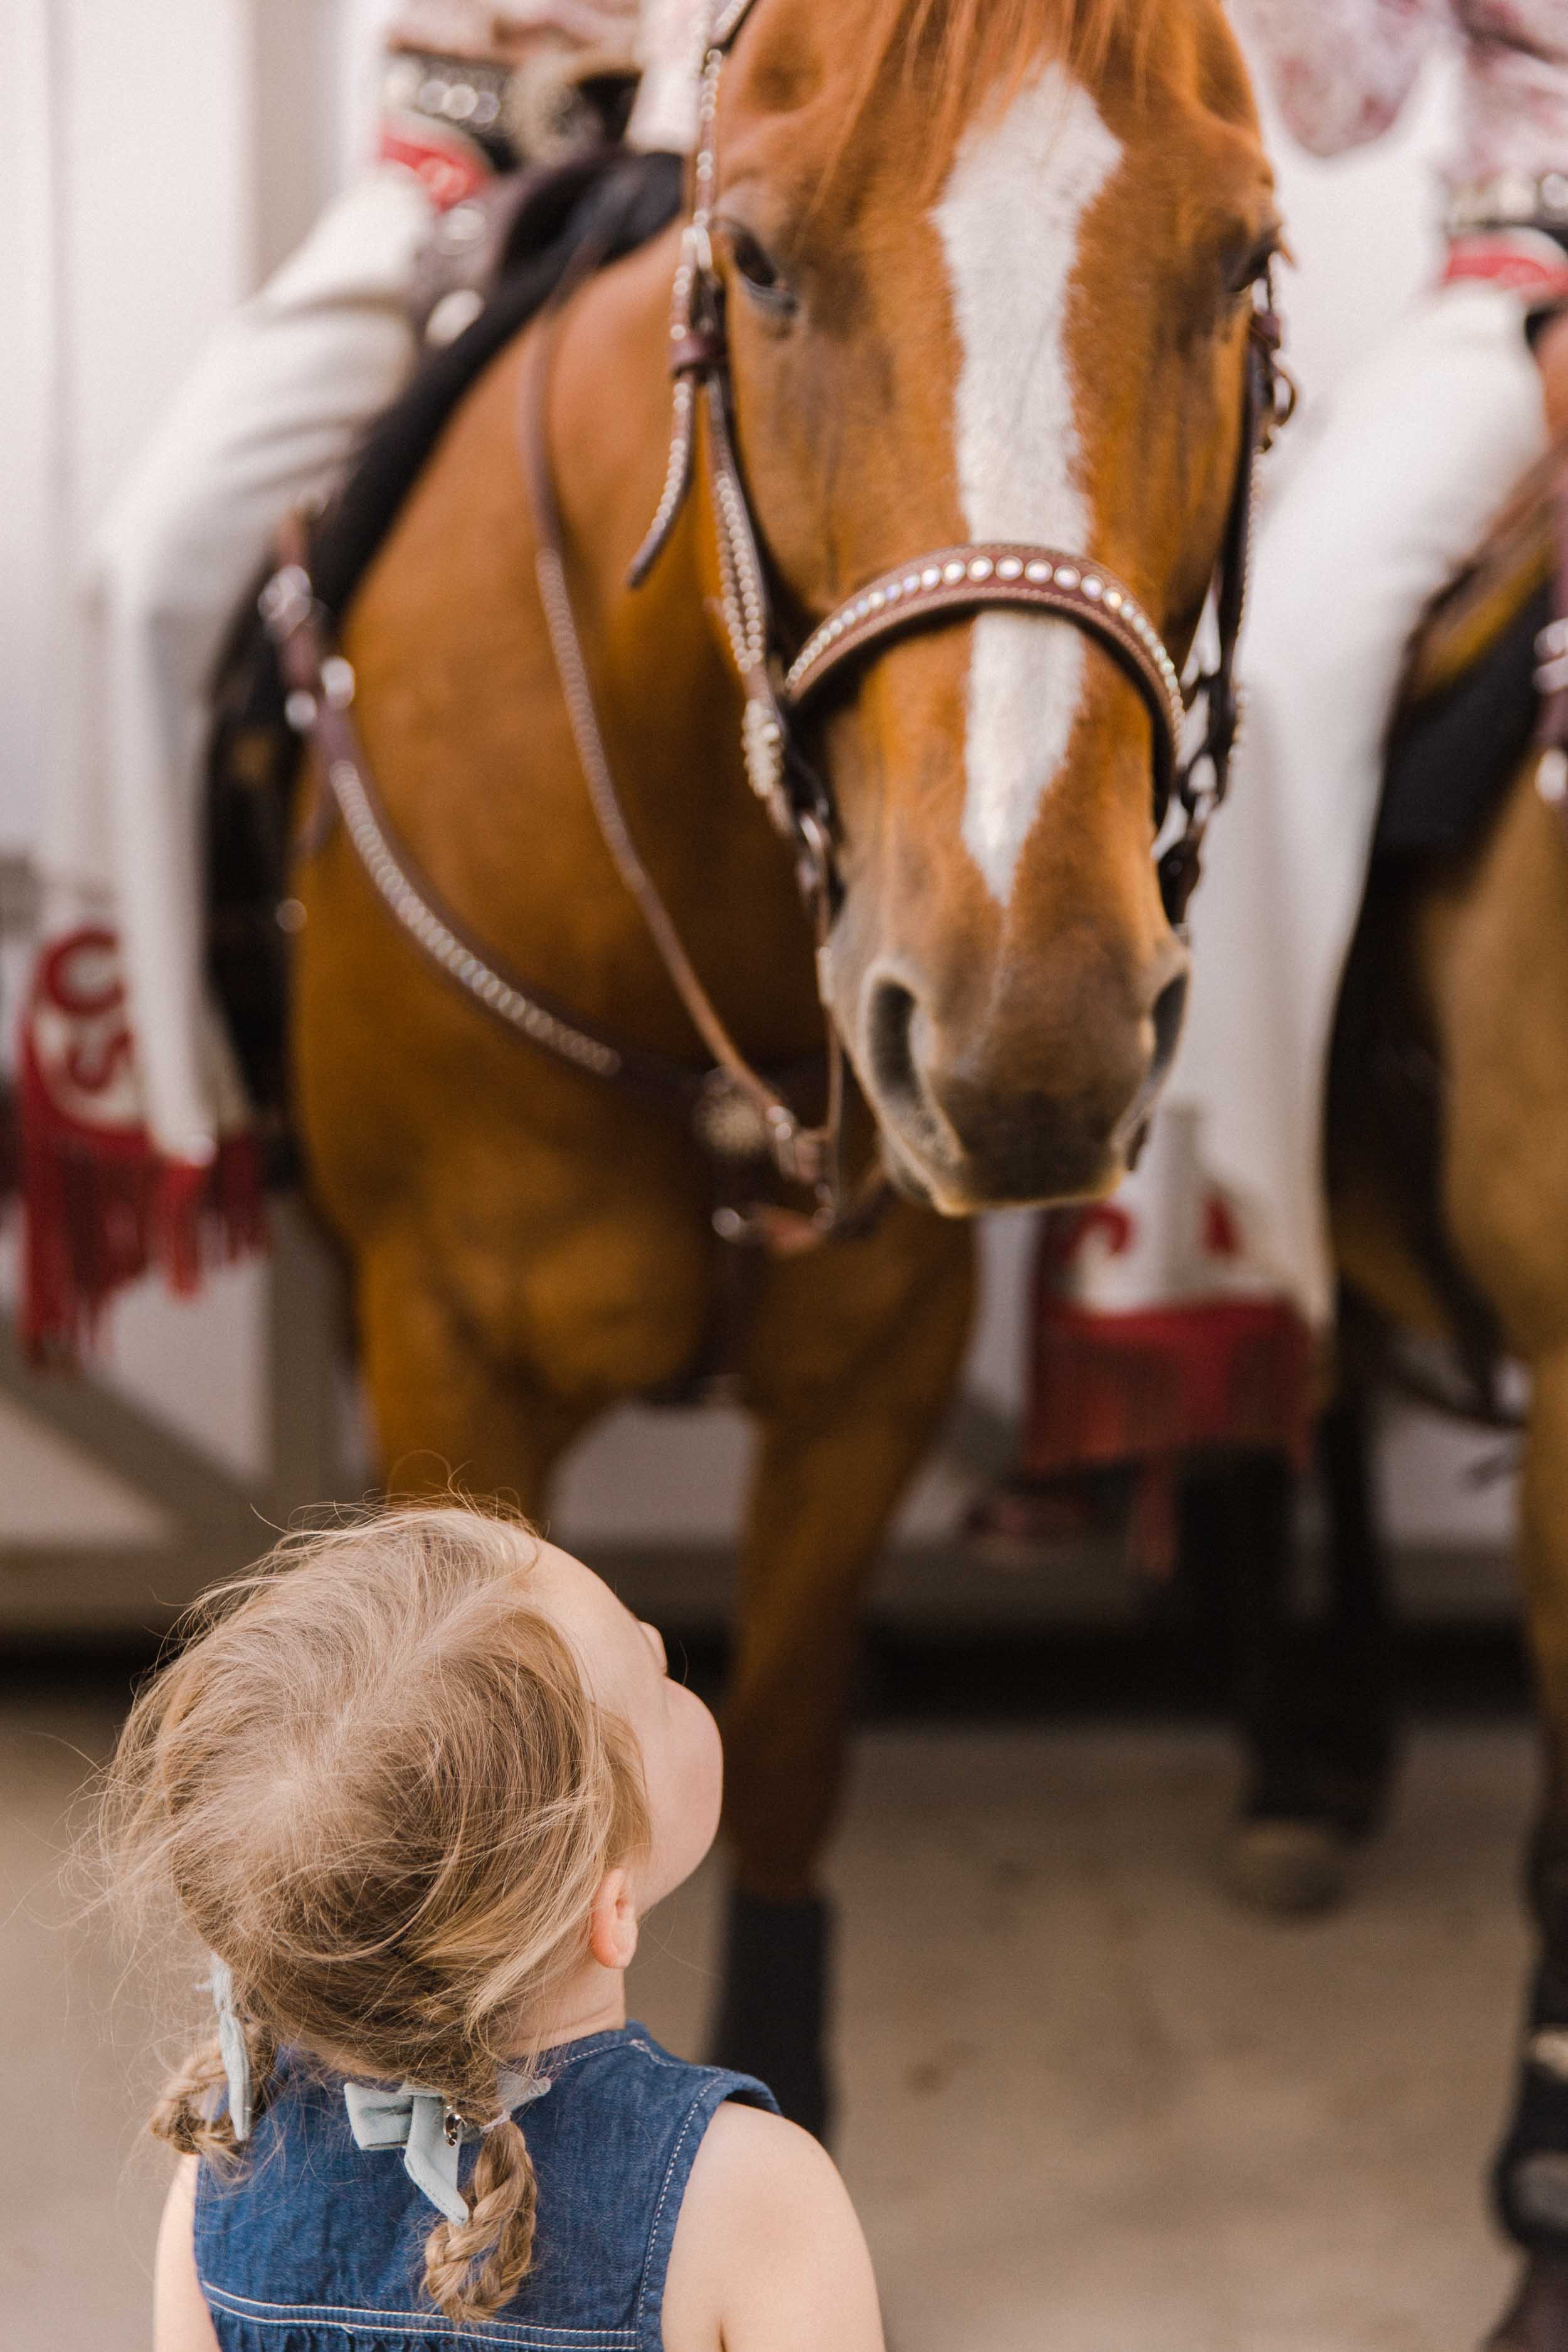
[1173,282,1542,1933]
[1175,279,1546,1327]
[80,166,432,1162]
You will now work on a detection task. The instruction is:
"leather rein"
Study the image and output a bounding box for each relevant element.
[265,0,1293,1254]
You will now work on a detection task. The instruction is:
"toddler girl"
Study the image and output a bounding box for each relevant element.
[105,1505,883,2350]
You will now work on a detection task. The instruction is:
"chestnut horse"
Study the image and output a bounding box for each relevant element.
[287,0,1278,2127]
[1313,347,1568,2347]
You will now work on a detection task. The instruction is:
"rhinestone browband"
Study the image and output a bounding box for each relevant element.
[782,544,1186,793]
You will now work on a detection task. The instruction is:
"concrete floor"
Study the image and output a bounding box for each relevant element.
[1,1697,1535,2350]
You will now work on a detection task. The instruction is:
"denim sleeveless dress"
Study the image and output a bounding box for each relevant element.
[193,2023,777,2350]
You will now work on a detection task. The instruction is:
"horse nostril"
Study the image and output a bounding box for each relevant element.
[867,978,921,1112]
[1150,972,1189,1081]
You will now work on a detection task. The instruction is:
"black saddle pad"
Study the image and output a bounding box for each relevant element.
[291,147,682,626]
[1375,576,1548,862]
[205,147,684,1159]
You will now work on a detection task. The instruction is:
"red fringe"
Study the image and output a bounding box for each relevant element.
[1014,1297,1316,1483]
[17,1032,268,1366]
[983,1227,1318,1577]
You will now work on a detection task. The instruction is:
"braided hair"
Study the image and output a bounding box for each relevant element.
[104,1503,649,2323]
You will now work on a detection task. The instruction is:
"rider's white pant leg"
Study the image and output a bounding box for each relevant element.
[1172,279,1547,1326]
[77,166,432,1161]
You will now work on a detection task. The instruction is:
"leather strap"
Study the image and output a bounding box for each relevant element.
[265,516,870,1246]
[783,543,1184,799]
[710,0,763,45]
[1532,311,1568,842]
[520,308,838,1194]
[264,523,697,1107]
[1534,495,1568,830]
[1157,315,1279,922]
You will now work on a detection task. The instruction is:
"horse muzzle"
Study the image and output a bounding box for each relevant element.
[856,956,1190,1214]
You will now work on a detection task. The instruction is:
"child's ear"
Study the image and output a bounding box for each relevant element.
[588,1867,639,1973]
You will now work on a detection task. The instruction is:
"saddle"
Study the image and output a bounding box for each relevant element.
[1377,453,1557,859]
[1377,310,1568,860]
[204,147,685,1173]
[1335,314,1568,1418]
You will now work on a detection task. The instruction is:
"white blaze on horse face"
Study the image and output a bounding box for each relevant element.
[935,66,1124,904]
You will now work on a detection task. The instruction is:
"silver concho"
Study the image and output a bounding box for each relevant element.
[693,1069,773,1162]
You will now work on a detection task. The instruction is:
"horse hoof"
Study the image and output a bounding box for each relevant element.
[1221,1818,1352,1917]
[711,1887,834,2141]
[1483,2253,1568,2349]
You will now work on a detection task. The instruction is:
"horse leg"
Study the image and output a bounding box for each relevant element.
[1213,1446,1347,1916]
[1402,780,1568,2346]
[355,1225,593,1510]
[1314,1380,1401,1828]
[1221,1382,1399,1915]
[712,1217,975,2135]
[1488,1350,1568,2348]
[1317,1377,1401,1815]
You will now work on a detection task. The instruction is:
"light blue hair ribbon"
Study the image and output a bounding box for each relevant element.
[208,1955,253,2143]
[343,2069,549,2225]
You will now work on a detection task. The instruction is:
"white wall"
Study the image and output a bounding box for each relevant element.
[0,0,312,1527]
[0,11,1512,1552]
[0,4,65,851]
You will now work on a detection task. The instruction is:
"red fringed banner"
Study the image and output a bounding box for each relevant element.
[976,1143,1318,1577]
[18,924,267,1365]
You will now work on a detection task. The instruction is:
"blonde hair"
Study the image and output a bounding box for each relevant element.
[103,1503,650,2326]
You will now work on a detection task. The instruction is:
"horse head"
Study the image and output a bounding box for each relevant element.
[694,0,1279,1211]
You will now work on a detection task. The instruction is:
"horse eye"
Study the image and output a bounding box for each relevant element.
[721,222,797,315]
[1229,228,1284,298]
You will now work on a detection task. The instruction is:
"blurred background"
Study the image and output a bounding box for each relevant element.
[0,9,1538,2349]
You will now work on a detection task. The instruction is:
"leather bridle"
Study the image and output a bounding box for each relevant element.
[623,0,1293,923]
[524,0,1292,1236]
[267,0,1293,1254]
